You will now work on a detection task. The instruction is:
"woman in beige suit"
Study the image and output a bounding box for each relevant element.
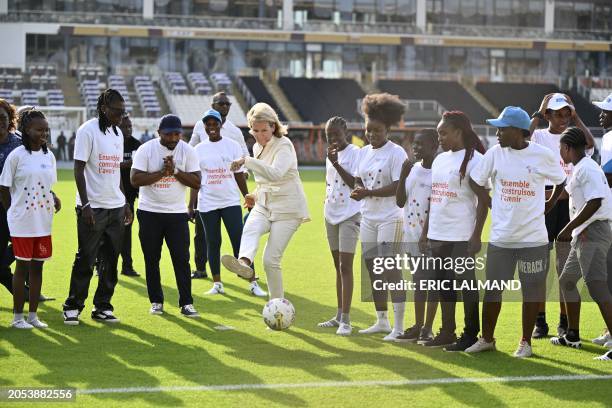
[222,103,309,299]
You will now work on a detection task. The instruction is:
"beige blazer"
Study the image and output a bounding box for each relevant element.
[244,136,310,222]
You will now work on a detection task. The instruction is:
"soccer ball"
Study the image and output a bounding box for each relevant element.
[262,298,295,331]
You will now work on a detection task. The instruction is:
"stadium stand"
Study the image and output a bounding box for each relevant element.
[134,76,161,118]
[278,78,365,124]
[209,73,233,93]
[166,94,247,127]
[377,79,491,124]
[187,73,213,95]
[163,72,189,95]
[238,76,286,122]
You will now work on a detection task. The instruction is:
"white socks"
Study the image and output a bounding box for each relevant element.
[392,302,405,334]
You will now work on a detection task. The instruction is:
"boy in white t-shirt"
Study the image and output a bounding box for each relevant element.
[0,110,59,329]
[319,116,361,336]
[394,129,439,344]
[529,93,595,338]
[468,106,566,358]
[131,114,201,318]
[550,127,612,362]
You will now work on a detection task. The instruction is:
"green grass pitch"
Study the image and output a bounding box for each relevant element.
[0,169,611,407]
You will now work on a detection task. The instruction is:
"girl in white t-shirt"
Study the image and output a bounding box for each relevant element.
[350,93,408,341]
[420,111,487,351]
[394,129,439,344]
[319,116,361,336]
[0,110,59,329]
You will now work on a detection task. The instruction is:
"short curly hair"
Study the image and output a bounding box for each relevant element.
[361,93,405,128]
[0,98,17,133]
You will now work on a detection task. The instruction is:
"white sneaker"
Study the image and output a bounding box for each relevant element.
[63,309,79,326]
[336,322,352,336]
[11,319,33,329]
[318,318,339,328]
[180,304,200,318]
[605,339,612,348]
[150,303,164,315]
[465,337,496,353]
[513,340,533,358]
[250,281,267,297]
[221,255,254,279]
[383,330,403,341]
[594,351,612,361]
[27,318,48,328]
[206,282,225,295]
[592,330,611,345]
[358,321,392,334]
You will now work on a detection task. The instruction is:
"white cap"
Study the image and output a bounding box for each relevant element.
[593,93,612,111]
[547,93,572,111]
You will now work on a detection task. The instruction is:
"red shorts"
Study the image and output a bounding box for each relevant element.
[11,236,53,261]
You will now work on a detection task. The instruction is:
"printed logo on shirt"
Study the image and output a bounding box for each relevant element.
[153,176,176,189]
[431,182,457,203]
[206,167,232,185]
[98,153,121,175]
[500,179,535,203]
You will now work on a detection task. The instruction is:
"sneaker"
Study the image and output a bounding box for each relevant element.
[395,324,422,343]
[422,330,457,348]
[10,319,33,329]
[121,269,140,277]
[205,282,225,295]
[416,327,434,345]
[592,330,611,346]
[250,281,267,297]
[444,333,478,352]
[383,330,403,341]
[38,294,55,302]
[594,351,612,361]
[180,304,199,318]
[63,309,80,326]
[465,337,496,353]
[221,255,254,280]
[318,318,339,328]
[532,323,549,339]
[605,339,612,348]
[358,320,392,334]
[513,339,533,358]
[91,310,120,323]
[27,318,48,328]
[551,334,582,349]
[150,303,164,315]
[191,270,208,279]
[336,322,352,336]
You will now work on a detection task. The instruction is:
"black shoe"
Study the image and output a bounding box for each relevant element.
[532,323,549,339]
[416,327,435,345]
[423,330,457,348]
[395,324,422,343]
[191,270,208,279]
[444,333,477,352]
[121,269,140,277]
[91,310,120,323]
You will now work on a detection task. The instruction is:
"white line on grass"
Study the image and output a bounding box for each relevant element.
[80,374,612,395]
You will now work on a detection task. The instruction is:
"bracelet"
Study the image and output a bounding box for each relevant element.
[82,202,90,209]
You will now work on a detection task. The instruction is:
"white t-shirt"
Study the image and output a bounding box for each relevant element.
[600,129,612,170]
[195,137,243,213]
[403,162,432,244]
[73,118,125,209]
[190,119,249,157]
[428,149,483,241]
[324,144,361,225]
[354,141,407,224]
[132,139,200,213]
[566,156,612,237]
[0,146,57,237]
[471,143,567,246]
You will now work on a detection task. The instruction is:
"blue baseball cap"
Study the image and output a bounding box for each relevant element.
[486,106,531,131]
[202,109,222,124]
[158,114,183,133]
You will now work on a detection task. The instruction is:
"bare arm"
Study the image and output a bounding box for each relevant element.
[74,160,89,205]
[333,162,355,189]
[545,181,566,213]
[469,178,490,253]
[558,198,602,240]
[130,168,166,187]
[174,170,201,189]
[234,172,249,197]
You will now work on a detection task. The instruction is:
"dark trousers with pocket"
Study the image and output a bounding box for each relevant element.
[199,205,243,277]
[63,207,125,312]
[120,198,136,271]
[193,210,208,272]
[138,210,192,307]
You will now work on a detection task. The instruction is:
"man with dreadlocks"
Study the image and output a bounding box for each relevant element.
[63,89,132,325]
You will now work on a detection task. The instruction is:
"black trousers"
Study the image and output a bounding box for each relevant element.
[63,207,125,312]
[193,210,208,272]
[120,198,136,271]
[0,206,12,293]
[430,240,480,338]
[138,210,192,307]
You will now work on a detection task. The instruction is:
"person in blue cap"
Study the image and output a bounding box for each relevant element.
[189,109,266,297]
[466,106,567,358]
[131,114,202,317]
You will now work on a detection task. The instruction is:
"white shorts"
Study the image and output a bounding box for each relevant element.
[360,217,404,259]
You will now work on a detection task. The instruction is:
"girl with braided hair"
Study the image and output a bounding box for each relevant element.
[548,127,612,361]
[419,110,487,350]
[0,109,59,329]
[350,93,408,341]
